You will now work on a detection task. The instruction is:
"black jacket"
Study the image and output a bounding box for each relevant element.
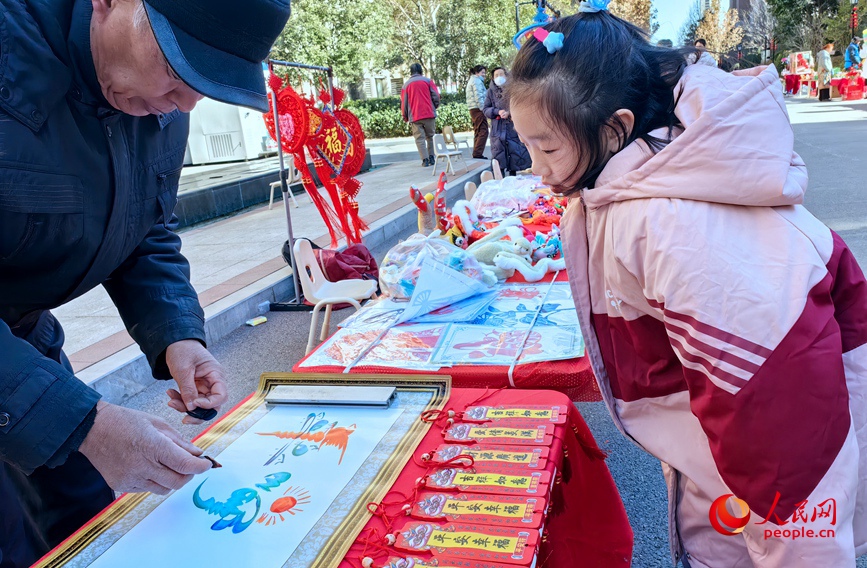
[482,82,531,173]
[0,0,204,473]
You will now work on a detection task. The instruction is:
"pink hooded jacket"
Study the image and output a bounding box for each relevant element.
[562,64,867,565]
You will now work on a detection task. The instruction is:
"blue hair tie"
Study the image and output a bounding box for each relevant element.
[578,0,610,13]
[533,28,565,54]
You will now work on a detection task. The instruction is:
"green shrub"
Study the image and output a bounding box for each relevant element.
[345,94,472,138]
[344,96,401,113]
[440,92,467,106]
[435,103,472,133]
[352,108,410,138]
[344,92,467,114]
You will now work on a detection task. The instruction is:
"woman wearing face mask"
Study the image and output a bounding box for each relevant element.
[483,67,531,176]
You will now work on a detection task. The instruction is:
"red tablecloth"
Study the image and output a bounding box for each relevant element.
[338,388,633,567]
[785,74,818,95]
[38,389,630,568]
[294,351,598,402]
[294,271,601,402]
[831,76,865,99]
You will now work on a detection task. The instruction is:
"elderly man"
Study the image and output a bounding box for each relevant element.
[0,0,291,566]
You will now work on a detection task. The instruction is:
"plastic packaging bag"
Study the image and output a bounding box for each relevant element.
[470,176,545,219]
[379,233,488,299]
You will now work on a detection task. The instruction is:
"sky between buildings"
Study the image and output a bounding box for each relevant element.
[653,0,744,45]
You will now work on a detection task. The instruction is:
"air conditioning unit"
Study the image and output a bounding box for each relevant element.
[186,97,273,165]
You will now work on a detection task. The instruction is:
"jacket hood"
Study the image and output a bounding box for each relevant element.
[585,64,807,209]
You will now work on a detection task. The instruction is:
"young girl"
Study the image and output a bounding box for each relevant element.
[509,5,867,567]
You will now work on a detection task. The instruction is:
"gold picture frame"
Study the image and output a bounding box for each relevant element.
[35,373,450,568]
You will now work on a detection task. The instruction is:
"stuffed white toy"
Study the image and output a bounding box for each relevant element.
[466,226,532,281]
[493,254,566,282]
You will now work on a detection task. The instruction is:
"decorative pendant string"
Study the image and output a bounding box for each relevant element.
[507,272,560,387]
[343,326,392,373]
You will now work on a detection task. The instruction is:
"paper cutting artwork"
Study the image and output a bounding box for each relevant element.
[339,298,404,330]
[497,282,571,303]
[297,328,384,368]
[363,325,444,367]
[412,290,498,323]
[497,285,542,301]
[471,283,576,329]
[431,324,583,365]
[298,324,445,370]
[327,329,384,365]
[469,301,576,328]
[87,404,403,568]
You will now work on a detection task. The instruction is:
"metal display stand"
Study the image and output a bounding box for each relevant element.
[267,59,336,312]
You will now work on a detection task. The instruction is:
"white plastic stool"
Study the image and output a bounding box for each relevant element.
[269,157,300,210]
[293,239,378,354]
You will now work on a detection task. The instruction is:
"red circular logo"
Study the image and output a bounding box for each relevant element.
[709,494,751,536]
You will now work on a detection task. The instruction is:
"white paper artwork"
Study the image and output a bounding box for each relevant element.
[394,257,491,324]
[338,298,404,331]
[411,290,498,323]
[88,404,403,568]
[430,323,584,365]
[297,323,445,370]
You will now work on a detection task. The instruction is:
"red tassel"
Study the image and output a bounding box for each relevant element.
[573,424,608,461]
[313,159,354,244]
[268,73,283,94]
[294,158,343,247]
[343,178,362,199]
[333,86,346,108]
[264,77,368,249]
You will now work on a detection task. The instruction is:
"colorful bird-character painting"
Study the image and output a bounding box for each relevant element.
[257,486,312,526]
[192,473,299,534]
[259,412,357,466]
[192,484,261,534]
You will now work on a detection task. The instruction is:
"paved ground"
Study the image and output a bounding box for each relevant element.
[789,98,867,265]
[114,96,867,566]
[55,149,485,373]
[365,132,481,166]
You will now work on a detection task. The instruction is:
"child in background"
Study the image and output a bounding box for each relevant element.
[509,3,867,567]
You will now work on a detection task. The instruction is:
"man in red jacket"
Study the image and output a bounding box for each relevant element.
[401,63,441,167]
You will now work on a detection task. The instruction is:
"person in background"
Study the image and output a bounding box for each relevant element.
[465,65,489,159]
[817,40,834,95]
[400,63,441,167]
[845,36,862,71]
[656,39,673,48]
[690,38,718,67]
[483,67,531,176]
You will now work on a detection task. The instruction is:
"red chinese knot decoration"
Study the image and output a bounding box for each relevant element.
[264,74,367,247]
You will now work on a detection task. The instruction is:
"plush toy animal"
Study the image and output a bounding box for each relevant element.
[410,186,437,234]
[466,226,533,281]
[444,224,468,249]
[493,254,566,282]
[531,224,562,261]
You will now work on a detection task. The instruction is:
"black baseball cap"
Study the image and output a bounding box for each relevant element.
[144,0,291,112]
